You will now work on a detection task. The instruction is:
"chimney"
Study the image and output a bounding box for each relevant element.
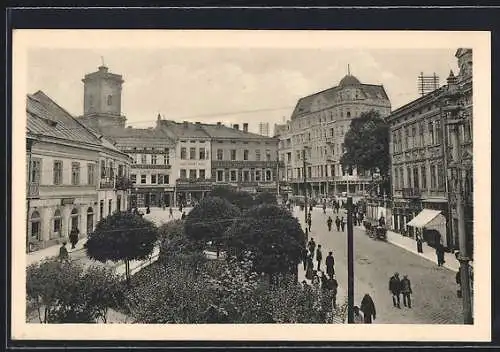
[243,123,248,132]
[183,121,189,128]
[195,121,201,129]
[233,124,239,130]
[217,122,221,126]
[157,113,161,121]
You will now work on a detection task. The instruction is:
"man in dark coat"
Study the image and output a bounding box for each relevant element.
[401,275,413,308]
[69,227,79,249]
[58,241,69,262]
[335,216,341,231]
[315,244,323,271]
[327,216,333,231]
[340,217,346,232]
[436,243,445,266]
[302,247,308,271]
[307,217,312,232]
[325,251,335,278]
[389,272,402,308]
[360,294,376,323]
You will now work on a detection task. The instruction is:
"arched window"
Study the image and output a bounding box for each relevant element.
[107,95,113,105]
[70,208,79,231]
[87,207,94,234]
[30,211,41,241]
[52,209,62,239]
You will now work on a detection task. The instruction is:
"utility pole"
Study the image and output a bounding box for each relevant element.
[346,196,354,324]
[303,148,308,237]
[448,121,473,324]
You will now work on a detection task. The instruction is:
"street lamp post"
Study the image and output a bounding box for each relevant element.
[303,148,308,236]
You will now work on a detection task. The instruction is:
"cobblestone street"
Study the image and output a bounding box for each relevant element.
[295,206,464,324]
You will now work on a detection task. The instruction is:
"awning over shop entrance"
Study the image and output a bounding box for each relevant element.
[406,209,447,246]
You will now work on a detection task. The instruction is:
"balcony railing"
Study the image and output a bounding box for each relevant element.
[27,182,39,198]
[99,179,114,189]
[402,187,421,198]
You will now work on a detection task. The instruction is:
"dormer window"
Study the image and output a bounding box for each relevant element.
[107,95,112,105]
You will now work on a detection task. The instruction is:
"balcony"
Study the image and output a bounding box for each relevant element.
[402,187,421,199]
[115,176,134,191]
[99,179,114,189]
[212,160,280,169]
[27,182,39,198]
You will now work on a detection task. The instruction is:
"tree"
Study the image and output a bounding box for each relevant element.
[254,191,277,206]
[26,258,122,323]
[208,186,255,211]
[226,204,306,283]
[184,196,240,248]
[85,211,158,285]
[340,110,391,195]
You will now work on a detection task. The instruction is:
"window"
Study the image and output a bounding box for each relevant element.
[256,149,261,161]
[109,161,114,178]
[199,148,206,160]
[287,152,292,163]
[99,200,104,220]
[217,170,224,182]
[437,163,444,190]
[430,165,437,189]
[151,155,157,165]
[141,174,147,184]
[411,125,416,149]
[158,174,164,184]
[71,162,80,185]
[181,147,187,160]
[419,123,425,146]
[30,211,41,241]
[404,128,409,149]
[151,174,157,184]
[118,165,124,177]
[29,158,41,183]
[189,170,197,179]
[421,165,427,189]
[107,95,112,105]
[407,167,412,188]
[266,170,272,181]
[243,150,249,161]
[255,170,261,181]
[347,111,351,118]
[53,160,63,185]
[413,167,420,189]
[230,170,237,182]
[141,154,147,164]
[428,121,435,145]
[108,200,112,215]
[435,120,442,144]
[266,149,271,161]
[190,147,196,160]
[464,121,472,141]
[164,175,170,184]
[230,150,237,161]
[399,168,404,189]
[243,170,250,182]
[394,169,399,190]
[87,163,95,185]
[217,149,223,160]
[130,174,137,183]
[180,169,187,179]
[52,209,62,237]
[196,169,204,179]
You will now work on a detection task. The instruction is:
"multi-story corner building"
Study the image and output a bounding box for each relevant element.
[26,91,131,252]
[202,122,281,194]
[279,74,391,200]
[387,48,473,252]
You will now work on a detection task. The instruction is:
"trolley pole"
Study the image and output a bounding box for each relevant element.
[347,196,354,324]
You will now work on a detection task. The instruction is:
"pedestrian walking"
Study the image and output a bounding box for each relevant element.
[335,216,341,231]
[401,275,413,308]
[416,233,424,253]
[389,272,402,308]
[58,241,69,262]
[378,215,386,227]
[169,207,173,219]
[316,245,323,271]
[307,238,316,259]
[353,306,364,324]
[340,216,346,232]
[302,247,308,271]
[329,275,339,309]
[360,294,376,323]
[69,227,79,249]
[162,202,166,211]
[323,203,327,214]
[325,251,335,278]
[305,253,314,281]
[327,216,333,231]
[307,217,312,232]
[181,211,186,220]
[146,206,151,214]
[436,242,446,266]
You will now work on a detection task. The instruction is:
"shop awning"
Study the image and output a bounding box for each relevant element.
[407,209,443,228]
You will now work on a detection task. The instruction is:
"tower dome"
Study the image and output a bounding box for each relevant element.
[339,74,361,87]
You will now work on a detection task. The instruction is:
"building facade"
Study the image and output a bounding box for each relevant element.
[279,74,391,200]
[26,91,131,252]
[258,122,270,137]
[387,48,473,252]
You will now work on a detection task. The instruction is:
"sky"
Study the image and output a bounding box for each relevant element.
[27,47,458,134]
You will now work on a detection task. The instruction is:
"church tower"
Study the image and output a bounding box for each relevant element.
[80,65,126,131]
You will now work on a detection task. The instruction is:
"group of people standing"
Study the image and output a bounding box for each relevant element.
[302,237,339,309]
[388,272,413,309]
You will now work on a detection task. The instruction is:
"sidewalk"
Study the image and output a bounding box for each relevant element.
[26,237,88,267]
[356,226,467,272]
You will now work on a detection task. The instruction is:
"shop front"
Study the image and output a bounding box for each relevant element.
[132,187,174,208]
[175,179,213,207]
